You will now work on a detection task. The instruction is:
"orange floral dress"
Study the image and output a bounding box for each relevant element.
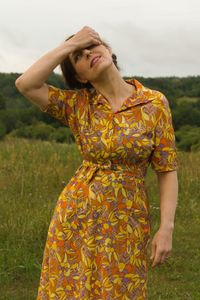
[36,78,178,300]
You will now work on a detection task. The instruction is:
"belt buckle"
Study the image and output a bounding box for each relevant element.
[110,164,118,171]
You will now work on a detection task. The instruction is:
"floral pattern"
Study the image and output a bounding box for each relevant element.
[37,78,178,299]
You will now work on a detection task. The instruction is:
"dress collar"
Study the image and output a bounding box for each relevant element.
[90,78,155,111]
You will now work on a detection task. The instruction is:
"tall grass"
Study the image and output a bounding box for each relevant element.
[0,137,199,299]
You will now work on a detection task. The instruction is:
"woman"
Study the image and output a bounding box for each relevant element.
[15,26,179,300]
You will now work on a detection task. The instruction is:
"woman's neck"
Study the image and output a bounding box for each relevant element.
[90,67,135,105]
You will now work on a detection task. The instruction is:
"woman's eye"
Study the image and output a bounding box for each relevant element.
[75,53,82,61]
[74,45,95,62]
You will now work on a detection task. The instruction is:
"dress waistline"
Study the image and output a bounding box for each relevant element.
[76,159,145,185]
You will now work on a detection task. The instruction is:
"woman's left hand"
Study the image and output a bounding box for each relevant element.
[150,227,173,267]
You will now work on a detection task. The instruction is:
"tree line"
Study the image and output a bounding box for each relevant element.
[0,72,200,151]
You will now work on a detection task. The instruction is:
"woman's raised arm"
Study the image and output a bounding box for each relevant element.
[15,26,101,110]
[15,41,76,110]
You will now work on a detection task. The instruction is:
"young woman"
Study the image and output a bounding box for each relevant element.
[15,26,179,300]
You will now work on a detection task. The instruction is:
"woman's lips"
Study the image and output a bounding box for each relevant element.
[90,56,102,68]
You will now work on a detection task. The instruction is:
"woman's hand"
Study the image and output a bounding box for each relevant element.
[66,26,102,52]
[150,227,173,267]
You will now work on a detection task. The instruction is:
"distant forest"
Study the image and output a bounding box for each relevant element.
[0,72,200,151]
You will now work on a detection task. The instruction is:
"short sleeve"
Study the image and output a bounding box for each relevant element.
[39,85,81,127]
[150,94,178,172]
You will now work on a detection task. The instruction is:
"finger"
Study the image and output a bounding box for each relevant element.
[160,253,167,264]
[150,242,156,261]
[91,33,101,43]
[160,252,171,264]
[89,29,100,38]
[92,38,102,46]
[90,28,99,35]
[152,250,163,267]
[91,30,98,36]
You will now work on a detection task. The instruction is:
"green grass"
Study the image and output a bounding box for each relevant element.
[0,137,200,299]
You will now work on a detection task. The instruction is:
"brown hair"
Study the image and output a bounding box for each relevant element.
[60,35,120,90]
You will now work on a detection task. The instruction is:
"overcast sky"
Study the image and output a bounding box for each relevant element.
[0,0,199,77]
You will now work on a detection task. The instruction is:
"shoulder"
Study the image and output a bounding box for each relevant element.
[138,83,174,125]
[141,84,171,112]
[133,78,169,108]
[141,84,167,104]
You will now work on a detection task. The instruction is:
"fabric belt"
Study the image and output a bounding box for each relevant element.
[75,159,144,185]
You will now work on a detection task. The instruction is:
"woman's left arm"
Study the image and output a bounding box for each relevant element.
[150,170,179,267]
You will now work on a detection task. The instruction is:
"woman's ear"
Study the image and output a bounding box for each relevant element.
[106,46,112,55]
[102,43,112,55]
[109,48,112,55]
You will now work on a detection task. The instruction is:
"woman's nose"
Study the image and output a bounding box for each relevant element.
[83,49,92,57]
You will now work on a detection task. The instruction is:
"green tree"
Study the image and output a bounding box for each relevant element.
[0,120,6,139]
[0,93,6,110]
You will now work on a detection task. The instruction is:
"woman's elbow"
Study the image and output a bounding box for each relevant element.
[15,77,26,93]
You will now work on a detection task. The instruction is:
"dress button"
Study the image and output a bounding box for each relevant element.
[109,132,113,136]
[111,165,117,170]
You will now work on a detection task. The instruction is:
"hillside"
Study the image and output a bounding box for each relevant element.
[0,73,200,151]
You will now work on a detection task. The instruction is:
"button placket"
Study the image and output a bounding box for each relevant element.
[107,113,116,153]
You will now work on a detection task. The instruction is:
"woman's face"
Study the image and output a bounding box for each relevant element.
[68,44,113,84]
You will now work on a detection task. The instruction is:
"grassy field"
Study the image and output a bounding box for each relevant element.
[0,137,199,299]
